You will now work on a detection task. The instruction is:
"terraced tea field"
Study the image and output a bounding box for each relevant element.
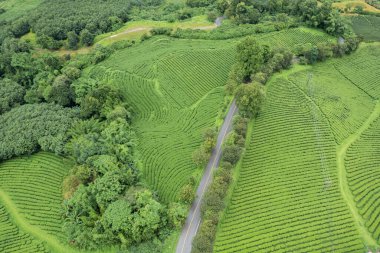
[346,117,380,242]
[0,152,73,253]
[84,28,333,202]
[215,43,380,252]
[350,15,380,41]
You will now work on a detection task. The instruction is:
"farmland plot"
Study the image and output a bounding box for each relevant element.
[214,78,364,252]
[215,43,380,252]
[0,152,73,252]
[85,28,333,202]
[346,117,380,242]
[350,15,380,41]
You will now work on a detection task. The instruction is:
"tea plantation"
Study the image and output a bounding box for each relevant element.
[214,43,380,252]
[84,28,333,202]
[0,152,72,253]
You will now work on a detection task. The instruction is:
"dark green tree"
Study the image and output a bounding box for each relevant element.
[67,31,79,50]
[235,82,265,118]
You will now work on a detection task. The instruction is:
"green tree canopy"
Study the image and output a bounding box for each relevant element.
[235,82,265,118]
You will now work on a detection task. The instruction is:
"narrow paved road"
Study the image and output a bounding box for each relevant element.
[176,100,238,253]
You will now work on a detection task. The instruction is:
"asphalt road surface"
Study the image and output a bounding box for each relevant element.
[176,100,238,253]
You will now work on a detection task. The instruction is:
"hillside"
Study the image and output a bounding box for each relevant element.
[214,43,380,252]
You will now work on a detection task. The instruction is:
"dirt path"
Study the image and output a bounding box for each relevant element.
[336,100,380,248]
[176,100,238,253]
[0,189,71,253]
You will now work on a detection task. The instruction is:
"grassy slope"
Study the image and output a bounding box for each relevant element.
[215,43,380,252]
[0,0,42,21]
[333,0,380,13]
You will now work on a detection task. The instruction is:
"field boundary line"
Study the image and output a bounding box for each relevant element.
[333,64,375,100]
[0,188,71,253]
[287,77,337,144]
[336,100,380,248]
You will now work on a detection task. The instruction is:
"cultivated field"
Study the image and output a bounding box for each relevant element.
[214,43,380,252]
[350,15,380,41]
[84,28,333,202]
[0,152,72,253]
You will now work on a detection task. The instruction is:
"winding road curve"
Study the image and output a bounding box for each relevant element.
[176,100,238,253]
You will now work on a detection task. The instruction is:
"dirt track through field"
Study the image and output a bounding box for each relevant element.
[336,100,380,248]
[0,189,69,253]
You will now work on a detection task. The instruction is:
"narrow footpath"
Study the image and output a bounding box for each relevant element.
[0,189,69,253]
[176,100,238,253]
[336,100,380,248]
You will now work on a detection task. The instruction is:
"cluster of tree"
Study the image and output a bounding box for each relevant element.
[0,103,78,161]
[205,0,350,36]
[0,78,25,114]
[61,74,187,249]
[0,0,163,50]
[296,36,360,64]
[27,0,135,49]
[171,19,297,40]
[192,115,248,253]
[226,37,293,116]
[0,23,185,250]
[130,2,198,22]
[178,128,218,204]
[192,128,217,167]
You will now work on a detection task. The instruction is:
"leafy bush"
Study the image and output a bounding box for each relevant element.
[0,103,78,160]
[0,78,25,113]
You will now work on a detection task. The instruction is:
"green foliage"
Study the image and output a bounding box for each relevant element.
[150,27,173,36]
[45,74,75,106]
[222,145,242,165]
[167,202,187,229]
[80,29,95,46]
[64,185,169,249]
[67,31,79,50]
[236,37,268,81]
[179,183,196,204]
[235,82,265,118]
[0,103,77,160]
[0,78,25,113]
[234,2,260,24]
[29,0,132,41]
